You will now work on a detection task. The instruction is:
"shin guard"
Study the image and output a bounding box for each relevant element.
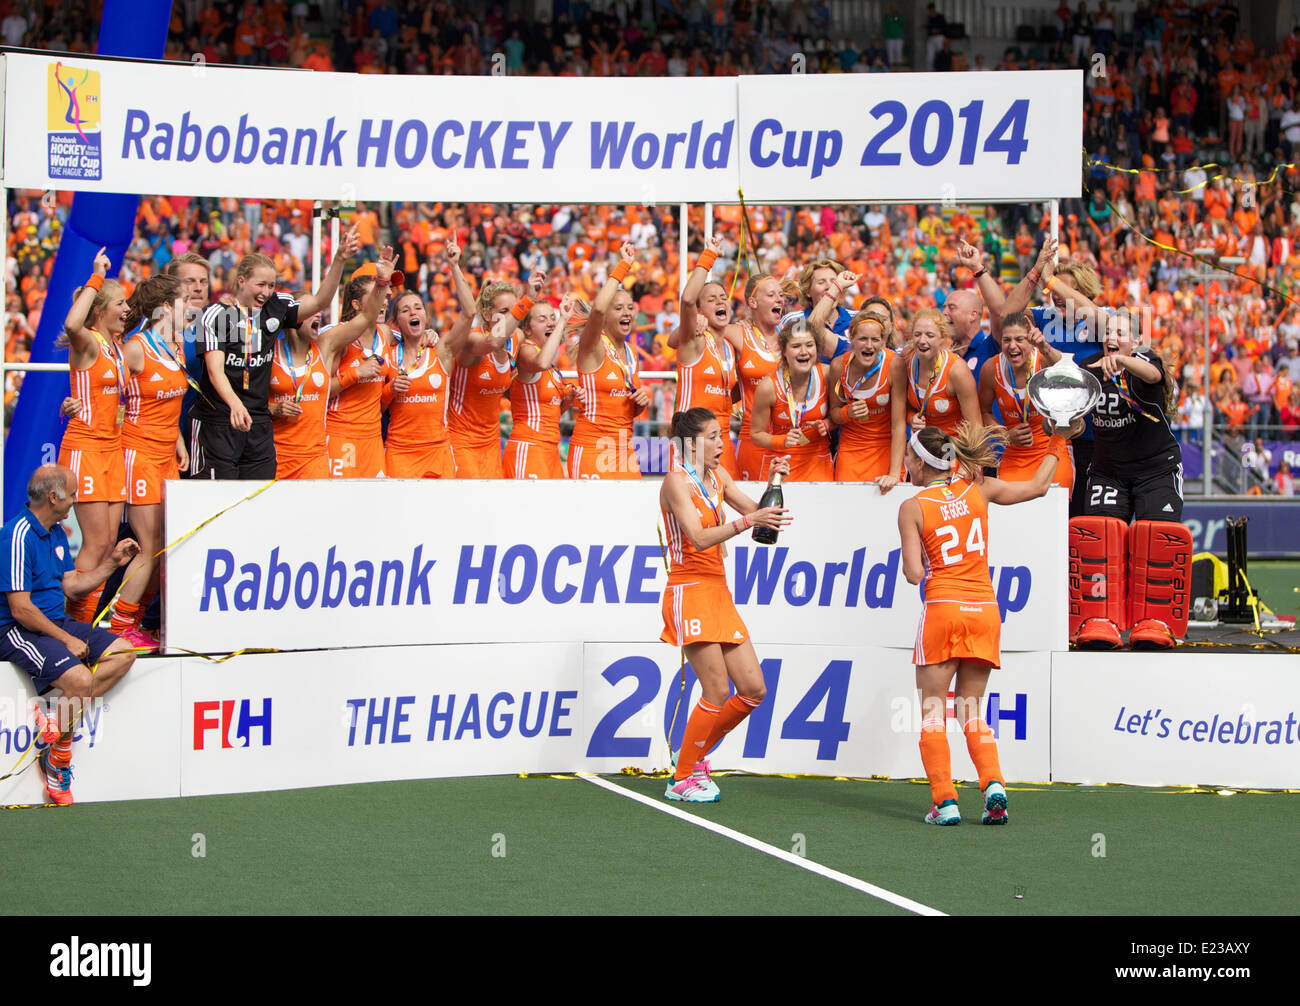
[1128,520,1193,649]
[1069,516,1128,648]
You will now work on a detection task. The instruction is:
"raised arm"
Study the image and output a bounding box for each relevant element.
[1026,323,1062,365]
[317,245,398,369]
[997,237,1058,319]
[673,234,723,352]
[470,270,544,357]
[64,247,111,367]
[295,225,360,319]
[518,296,575,375]
[809,269,858,358]
[579,241,636,359]
[982,452,1060,505]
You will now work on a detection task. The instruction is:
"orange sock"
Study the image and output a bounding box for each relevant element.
[49,733,73,768]
[674,700,721,781]
[703,693,761,752]
[110,599,142,634]
[962,717,1004,791]
[919,717,958,805]
[70,587,105,625]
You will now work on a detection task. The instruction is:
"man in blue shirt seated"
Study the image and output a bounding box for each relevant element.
[0,465,140,806]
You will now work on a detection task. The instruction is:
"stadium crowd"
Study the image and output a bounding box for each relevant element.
[4,0,1299,491]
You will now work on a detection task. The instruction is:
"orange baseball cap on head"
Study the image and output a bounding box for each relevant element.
[351,262,405,287]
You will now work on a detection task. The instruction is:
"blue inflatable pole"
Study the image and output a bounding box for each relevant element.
[4,0,174,517]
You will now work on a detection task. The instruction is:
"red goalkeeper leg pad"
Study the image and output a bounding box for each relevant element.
[1069,516,1128,649]
[1128,520,1193,649]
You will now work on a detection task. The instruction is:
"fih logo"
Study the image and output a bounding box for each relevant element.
[193,699,272,750]
[47,61,102,182]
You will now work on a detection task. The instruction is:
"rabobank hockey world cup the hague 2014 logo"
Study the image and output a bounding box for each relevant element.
[47,61,102,182]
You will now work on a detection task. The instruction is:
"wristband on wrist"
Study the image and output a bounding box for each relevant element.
[697,249,718,272]
[830,281,843,300]
[610,261,632,283]
[510,296,534,321]
[771,434,787,448]
[85,274,104,292]
[742,514,751,529]
[1028,269,1041,287]
[1045,276,1057,293]
[338,367,359,389]
[374,275,392,287]
[972,266,987,280]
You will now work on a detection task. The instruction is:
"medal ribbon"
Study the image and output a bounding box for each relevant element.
[604,335,636,392]
[93,330,127,423]
[1002,347,1037,422]
[1110,370,1162,422]
[781,363,817,430]
[276,334,311,402]
[910,350,944,420]
[142,326,204,399]
[678,459,724,526]
[837,351,884,403]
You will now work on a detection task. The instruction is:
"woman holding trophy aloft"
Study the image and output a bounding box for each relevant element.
[1039,296,1190,651]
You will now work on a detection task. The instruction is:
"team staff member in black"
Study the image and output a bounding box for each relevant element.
[190,227,359,479]
[1048,309,1183,520]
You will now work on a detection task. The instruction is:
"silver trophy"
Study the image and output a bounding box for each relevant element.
[1027,354,1102,428]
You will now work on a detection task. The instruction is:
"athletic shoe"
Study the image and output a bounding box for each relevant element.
[118,626,159,653]
[665,773,720,803]
[982,781,1009,825]
[32,702,59,745]
[924,799,961,826]
[1129,617,1176,650]
[694,759,722,800]
[37,748,74,807]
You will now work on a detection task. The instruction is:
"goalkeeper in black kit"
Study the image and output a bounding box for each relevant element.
[1045,306,1191,652]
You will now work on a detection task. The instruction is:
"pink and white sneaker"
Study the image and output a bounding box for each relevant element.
[665,772,721,803]
[118,626,159,653]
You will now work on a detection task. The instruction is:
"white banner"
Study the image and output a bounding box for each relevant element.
[6,54,1082,203]
[4,54,737,202]
[1051,653,1300,789]
[163,479,1068,654]
[0,657,182,806]
[737,71,1082,202]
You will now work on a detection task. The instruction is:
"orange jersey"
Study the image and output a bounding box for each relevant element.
[571,336,640,447]
[63,331,125,450]
[508,365,568,446]
[327,328,396,439]
[122,331,187,457]
[736,323,780,441]
[764,364,833,480]
[384,343,452,449]
[675,335,735,427]
[907,350,962,433]
[449,344,514,450]
[269,336,330,460]
[662,465,727,583]
[836,348,894,450]
[916,478,995,604]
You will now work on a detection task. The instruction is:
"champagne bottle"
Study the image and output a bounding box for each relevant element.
[751,471,783,545]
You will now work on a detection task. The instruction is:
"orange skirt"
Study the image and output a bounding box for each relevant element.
[451,440,504,478]
[124,446,178,504]
[276,452,331,480]
[566,438,642,479]
[60,443,126,503]
[326,431,386,477]
[504,439,565,479]
[834,438,892,481]
[762,445,833,481]
[913,599,1001,668]
[736,436,770,482]
[387,442,457,479]
[661,576,749,647]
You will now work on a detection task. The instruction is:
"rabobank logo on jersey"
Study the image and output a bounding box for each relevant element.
[47,61,102,181]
